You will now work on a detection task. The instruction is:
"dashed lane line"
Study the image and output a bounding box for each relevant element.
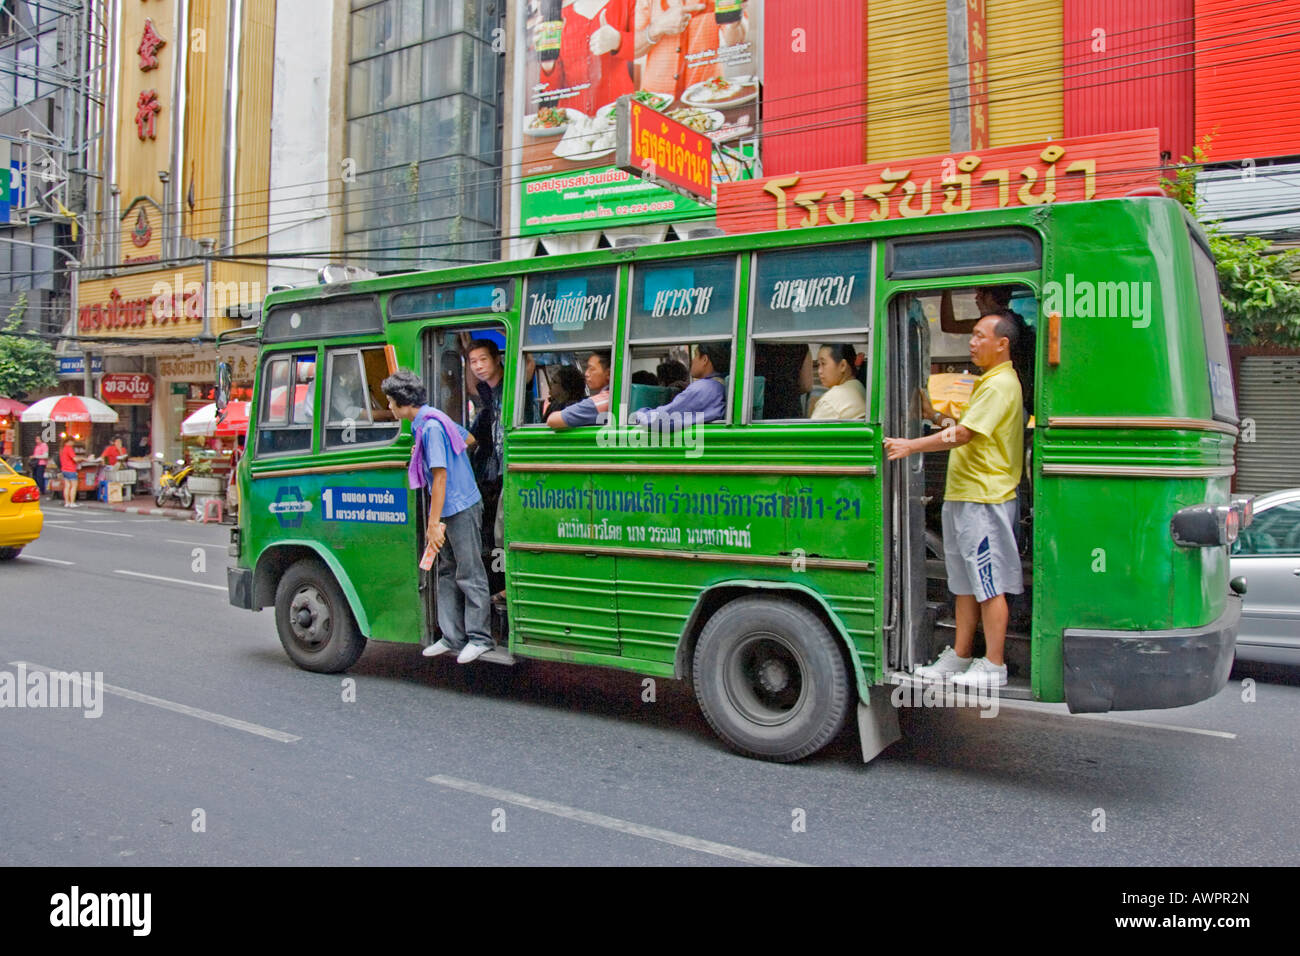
[114,569,226,591]
[11,661,301,743]
[426,773,810,867]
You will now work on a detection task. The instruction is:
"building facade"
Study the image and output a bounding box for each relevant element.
[76,0,273,461]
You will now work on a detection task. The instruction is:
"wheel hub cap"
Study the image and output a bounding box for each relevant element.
[757,658,791,693]
[289,587,331,649]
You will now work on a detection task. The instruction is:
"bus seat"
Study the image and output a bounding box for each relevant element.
[630,383,674,412]
[752,375,765,420]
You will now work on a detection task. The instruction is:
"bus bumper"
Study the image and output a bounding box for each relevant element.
[1062,595,1240,713]
[228,566,256,609]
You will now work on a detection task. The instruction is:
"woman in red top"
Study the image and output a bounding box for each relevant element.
[101,437,125,466]
[537,0,636,116]
[59,438,81,508]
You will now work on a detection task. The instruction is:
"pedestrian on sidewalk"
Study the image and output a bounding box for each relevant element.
[382,369,493,664]
[59,437,82,508]
[31,438,48,496]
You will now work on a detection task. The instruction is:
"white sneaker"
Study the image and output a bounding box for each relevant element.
[914,646,971,680]
[456,643,491,664]
[951,657,1007,688]
[422,639,454,658]
[68,502,80,508]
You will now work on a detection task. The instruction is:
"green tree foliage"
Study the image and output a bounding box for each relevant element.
[0,293,58,398]
[1164,139,1300,347]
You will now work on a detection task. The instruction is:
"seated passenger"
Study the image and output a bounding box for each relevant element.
[631,370,658,386]
[547,351,611,430]
[809,344,867,421]
[541,363,587,421]
[753,343,812,419]
[656,359,690,396]
[632,342,729,428]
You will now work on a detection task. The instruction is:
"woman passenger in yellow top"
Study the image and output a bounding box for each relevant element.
[809,344,867,420]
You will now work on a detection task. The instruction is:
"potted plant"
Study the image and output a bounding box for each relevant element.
[186,456,223,495]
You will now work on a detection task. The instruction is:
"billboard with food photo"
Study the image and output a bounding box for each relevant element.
[518,0,764,236]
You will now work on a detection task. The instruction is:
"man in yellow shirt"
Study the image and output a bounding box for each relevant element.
[883,312,1025,688]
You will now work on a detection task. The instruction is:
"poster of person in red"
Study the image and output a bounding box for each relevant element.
[520,0,763,233]
[536,0,637,117]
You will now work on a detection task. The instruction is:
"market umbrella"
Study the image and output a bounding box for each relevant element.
[269,384,310,418]
[20,394,119,423]
[0,397,29,416]
[182,400,250,437]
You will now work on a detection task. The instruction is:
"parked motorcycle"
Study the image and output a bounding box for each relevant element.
[155,454,196,509]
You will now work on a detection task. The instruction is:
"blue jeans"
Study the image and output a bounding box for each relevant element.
[435,500,492,650]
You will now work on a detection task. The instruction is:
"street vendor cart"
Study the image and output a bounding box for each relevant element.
[46,456,102,501]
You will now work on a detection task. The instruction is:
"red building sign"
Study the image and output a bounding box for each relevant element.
[138,19,166,71]
[78,284,204,332]
[716,129,1161,234]
[102,374,155,405]
[615,98,715,202]
[135,90,161,141]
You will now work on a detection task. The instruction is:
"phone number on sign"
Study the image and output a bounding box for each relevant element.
[616,200,676,215]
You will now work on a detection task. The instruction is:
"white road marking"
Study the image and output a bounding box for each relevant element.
[166,539,224,548]
[83,520,122,524]
[1076,714,1237,739]
[992,699,1236,739]
[43,524,132,538]
[11,661,300,743]
[426,774,809,867]
[114,569,226,591]
[19,554,75,566]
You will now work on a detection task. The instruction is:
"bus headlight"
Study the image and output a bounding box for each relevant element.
[1170,503,1239,547]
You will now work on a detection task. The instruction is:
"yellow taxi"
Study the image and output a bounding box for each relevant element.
[0,457,43,560]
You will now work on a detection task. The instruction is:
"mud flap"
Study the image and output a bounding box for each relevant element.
[857,684,902,764]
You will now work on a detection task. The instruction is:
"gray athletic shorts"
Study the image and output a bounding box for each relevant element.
[942,499,1024,602]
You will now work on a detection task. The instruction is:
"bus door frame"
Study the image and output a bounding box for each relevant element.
[885,292,932,672]
[416,315,511,646]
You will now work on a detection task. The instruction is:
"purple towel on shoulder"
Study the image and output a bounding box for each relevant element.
[408,405,466,490]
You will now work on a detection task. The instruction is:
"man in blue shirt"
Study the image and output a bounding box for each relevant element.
[632,342,729,429]
[546,351,612,430]
[383,370,493,664]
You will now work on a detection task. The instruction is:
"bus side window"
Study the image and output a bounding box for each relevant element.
[255,353,314,456]
[323,346,400,450]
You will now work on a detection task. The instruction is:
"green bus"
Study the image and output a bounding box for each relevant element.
[226,195,1249,763]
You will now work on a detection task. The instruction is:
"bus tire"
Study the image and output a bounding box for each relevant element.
[692,596,850,762]
[274,559,366,673]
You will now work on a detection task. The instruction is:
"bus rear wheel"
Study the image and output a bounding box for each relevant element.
[274,559,366,673]
[692,596,850,762]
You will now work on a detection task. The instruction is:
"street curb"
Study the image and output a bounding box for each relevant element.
[67,499,198,522]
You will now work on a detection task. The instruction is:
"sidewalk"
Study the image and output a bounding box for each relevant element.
[52,492,227,523]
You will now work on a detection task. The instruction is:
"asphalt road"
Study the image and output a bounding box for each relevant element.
[2,507,1296,866]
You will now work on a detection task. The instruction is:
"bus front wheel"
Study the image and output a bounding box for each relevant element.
[274,559,366,673]
[692,596,850,762]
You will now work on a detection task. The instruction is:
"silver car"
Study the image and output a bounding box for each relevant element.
[1231,488,1300,665]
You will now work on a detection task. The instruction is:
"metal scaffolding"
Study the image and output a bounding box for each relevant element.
[0,0,109,340]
